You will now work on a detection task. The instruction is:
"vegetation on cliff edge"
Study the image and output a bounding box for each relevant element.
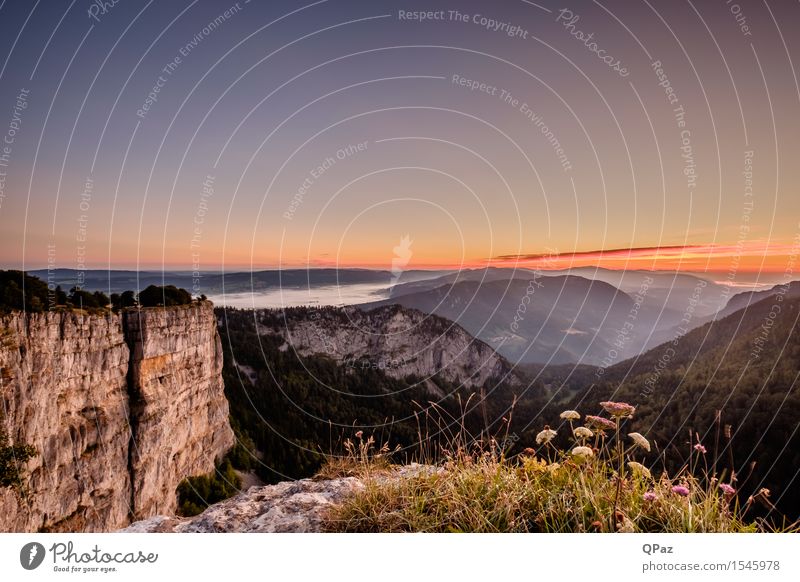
[176,455,242,517]
[0,270,197,313]
[324,402,795,533]
[0,419,36,493]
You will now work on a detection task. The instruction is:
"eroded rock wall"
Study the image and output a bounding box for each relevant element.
[0,302,233,532]
[125,302,234,519]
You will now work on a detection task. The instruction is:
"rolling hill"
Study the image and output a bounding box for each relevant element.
[366,274,720,366]
[567,291,800,518]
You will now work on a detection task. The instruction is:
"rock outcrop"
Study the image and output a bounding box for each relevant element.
[121,464,436,533]
[0,302,233,532]
[121,477,362,533]
[261,305,521,389]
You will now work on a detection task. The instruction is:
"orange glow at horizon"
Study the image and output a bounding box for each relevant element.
[302,240,797,273]
[75,240,798,274]
[484,240,798,274]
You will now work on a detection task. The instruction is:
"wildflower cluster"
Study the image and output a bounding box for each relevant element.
[325,402,757,533]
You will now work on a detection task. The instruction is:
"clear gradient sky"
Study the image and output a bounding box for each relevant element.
[0,0,798,285]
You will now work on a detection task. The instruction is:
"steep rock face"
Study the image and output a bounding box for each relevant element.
[0,311,131,532]
[0,302,233,532]
[261,305,520,388]
[125,302,234,518]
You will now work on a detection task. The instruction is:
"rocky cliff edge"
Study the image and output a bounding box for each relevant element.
[0,301,234,532]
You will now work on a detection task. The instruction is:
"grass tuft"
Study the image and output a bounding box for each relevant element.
[322,402,795,533]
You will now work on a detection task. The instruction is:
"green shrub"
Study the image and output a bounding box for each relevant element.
[0,423,37,491]
[111,290,137,310]
[67,288,109,309]
[138,285,192,307]
[176,457,242,517]
[0,270,61,313]
[226,428,258,472]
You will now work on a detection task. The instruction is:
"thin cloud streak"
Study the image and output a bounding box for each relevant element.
[489,241,798,273]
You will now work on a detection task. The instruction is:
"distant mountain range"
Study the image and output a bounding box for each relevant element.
[27,268,446,295]
[388,266,729,317]
[28,266,792,367]
[366,269,750,365]
[712,280,800,320]
[367,275,638,365]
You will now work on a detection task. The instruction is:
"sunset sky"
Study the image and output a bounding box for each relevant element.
[0,0,798,286]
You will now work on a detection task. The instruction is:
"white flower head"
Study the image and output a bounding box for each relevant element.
[571,446,594,460]
[628,432,651,452]
[560,410,581,421]
[536,428,557,445]
[573,426,593,439]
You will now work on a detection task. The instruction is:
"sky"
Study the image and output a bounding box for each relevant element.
[0,0,798,286]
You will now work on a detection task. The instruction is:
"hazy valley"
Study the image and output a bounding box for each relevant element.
[2,268,799,532]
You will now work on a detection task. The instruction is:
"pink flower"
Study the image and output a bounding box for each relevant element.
[671,485,690,497]
[585,415,616,431]
[719,483,736,497]
[643,491,657,502]
[600,401,636,418]
[355,431,363,439]
[694,443,707,454]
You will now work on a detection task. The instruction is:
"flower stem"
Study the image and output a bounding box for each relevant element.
[611,417,623,530]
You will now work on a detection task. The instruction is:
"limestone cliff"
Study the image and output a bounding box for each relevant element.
[261,305,521,390]
[0,301,233,532]
[125,303,234,518]
[0,310,131,532]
